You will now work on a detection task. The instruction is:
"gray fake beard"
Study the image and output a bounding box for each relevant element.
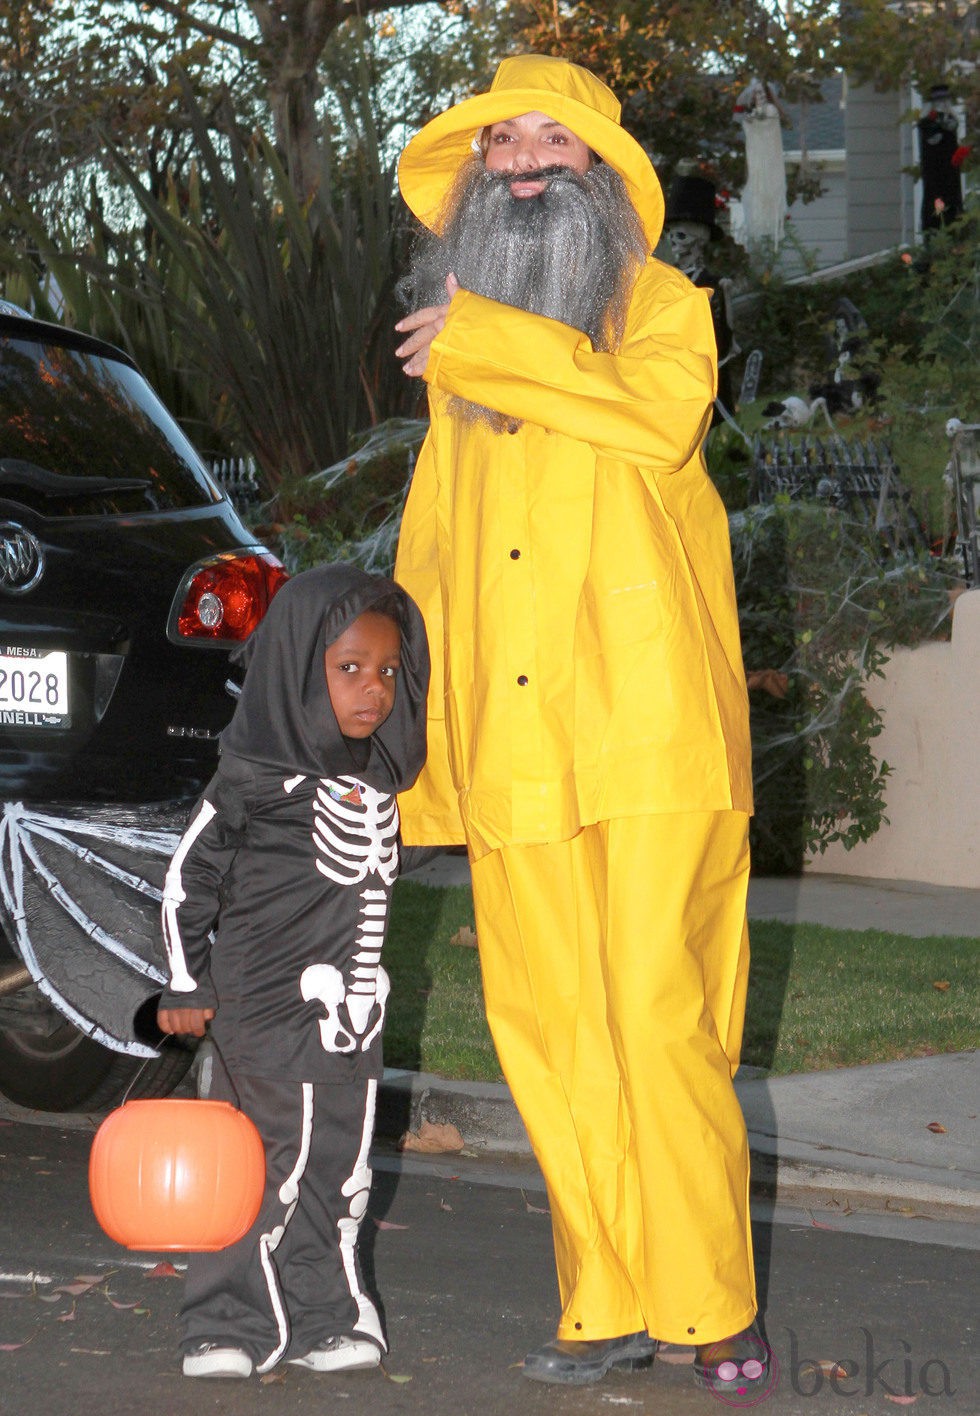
[401,158,647,431]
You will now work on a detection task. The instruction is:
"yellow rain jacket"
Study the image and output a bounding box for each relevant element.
[394,55,758,1348]
[395,269,753,857]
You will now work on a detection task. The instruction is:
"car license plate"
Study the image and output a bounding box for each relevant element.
[0,647,69,728]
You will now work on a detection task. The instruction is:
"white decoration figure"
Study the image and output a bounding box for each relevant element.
[735,79,787,251]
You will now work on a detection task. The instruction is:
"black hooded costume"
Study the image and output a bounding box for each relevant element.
[157,564,429,1373]
[159,562,429,1082]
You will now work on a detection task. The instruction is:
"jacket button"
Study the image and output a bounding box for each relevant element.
[509,549,521,559]
[517,675,528,686]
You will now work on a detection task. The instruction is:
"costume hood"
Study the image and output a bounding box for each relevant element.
[220,563,429,794]
[398,54,664,249]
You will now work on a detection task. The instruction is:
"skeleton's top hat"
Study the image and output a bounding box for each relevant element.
[665,175,723,242]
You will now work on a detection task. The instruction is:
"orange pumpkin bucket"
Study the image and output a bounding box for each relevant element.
[89,1098,266,1252]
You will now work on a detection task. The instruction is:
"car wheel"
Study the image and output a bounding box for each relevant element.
[0,1017,196,1113]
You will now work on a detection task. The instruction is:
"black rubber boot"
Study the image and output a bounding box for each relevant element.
[522,1331,657,1386]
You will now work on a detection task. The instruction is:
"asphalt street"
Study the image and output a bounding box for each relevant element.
[0,1112,975,1416]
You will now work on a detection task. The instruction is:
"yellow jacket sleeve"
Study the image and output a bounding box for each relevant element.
[424,264,716,471]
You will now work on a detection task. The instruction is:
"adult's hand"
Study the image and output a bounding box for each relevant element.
[395,274,459,377]
[157,1005,215,1038]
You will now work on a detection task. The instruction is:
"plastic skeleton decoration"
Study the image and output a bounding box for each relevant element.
[666,221,710,277]
[300,777,397,1054]
[762,395,834,431]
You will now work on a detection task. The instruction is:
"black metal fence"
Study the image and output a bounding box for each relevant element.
[751,435,929,555]
[946,423,980,587]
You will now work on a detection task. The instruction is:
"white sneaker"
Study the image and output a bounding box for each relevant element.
[288,1335,382,1372]
[183,1342,253,1379]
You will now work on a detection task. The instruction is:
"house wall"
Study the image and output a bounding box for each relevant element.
[806,589,980,888]
[780,158,847,273]
[845,82,916,256]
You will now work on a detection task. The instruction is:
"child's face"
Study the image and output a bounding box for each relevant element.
[324,610,401,739]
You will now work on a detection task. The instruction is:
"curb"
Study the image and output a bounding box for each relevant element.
[377,1068,980,1225]
[378,1068,531,1153]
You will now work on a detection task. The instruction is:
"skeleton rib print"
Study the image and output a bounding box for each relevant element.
[312,778,399,887]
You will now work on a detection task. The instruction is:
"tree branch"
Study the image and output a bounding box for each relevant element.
[142,0,259,55]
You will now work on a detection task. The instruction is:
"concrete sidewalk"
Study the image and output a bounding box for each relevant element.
[409,850,980,938]
[391,857,979,1238]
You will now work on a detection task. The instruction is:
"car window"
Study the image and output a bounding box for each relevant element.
[0,334,221,516]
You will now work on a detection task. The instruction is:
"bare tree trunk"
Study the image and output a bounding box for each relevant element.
[248,1,334,201]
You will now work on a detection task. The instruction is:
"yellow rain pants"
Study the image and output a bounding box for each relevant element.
[471,810,756,1347]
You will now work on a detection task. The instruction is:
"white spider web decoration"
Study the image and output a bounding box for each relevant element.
[0,802,183,1056]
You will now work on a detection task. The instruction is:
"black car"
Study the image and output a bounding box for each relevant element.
[0,310,286,1112]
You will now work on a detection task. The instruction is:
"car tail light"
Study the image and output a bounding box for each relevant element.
[170,552,288,645]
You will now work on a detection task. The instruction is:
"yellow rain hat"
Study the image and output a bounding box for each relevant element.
[398,55,664,249]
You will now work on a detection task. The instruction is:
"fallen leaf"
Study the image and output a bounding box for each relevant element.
[0,1337,35,1350]
[383,1371,413,1383]
[449,926,478,948]
[69,1348,111,1356]
[144,1262,179,1278]
[521,1189,549,1215]
[55,1305,77,1323]
[884,1396,919,1406]
[800,1359,849,1379]
[931,980,950,991]
[371,1218,409,1231]
[809,1217,838,1230]
[106,1298,141,1310]
[439,1198,453,1212]
[259,1370,287,1385]
[925,1122,947,1134]
[53,1279,103,1297]
[885,1199,921,1216]
[398,1120,465,1154]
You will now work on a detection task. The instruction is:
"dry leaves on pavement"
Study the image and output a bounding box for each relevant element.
[398,1120,465,1153]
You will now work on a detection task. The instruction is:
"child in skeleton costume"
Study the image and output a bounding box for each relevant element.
[156,563,429,1381]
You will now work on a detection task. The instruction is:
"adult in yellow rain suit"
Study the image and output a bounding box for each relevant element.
[394,56,765,1393]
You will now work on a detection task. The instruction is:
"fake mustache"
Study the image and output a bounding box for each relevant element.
[486,163,587,190]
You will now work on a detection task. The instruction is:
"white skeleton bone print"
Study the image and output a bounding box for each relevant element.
[300,778,398,1054]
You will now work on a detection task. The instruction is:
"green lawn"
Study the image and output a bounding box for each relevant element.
[384,882,978,1081]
